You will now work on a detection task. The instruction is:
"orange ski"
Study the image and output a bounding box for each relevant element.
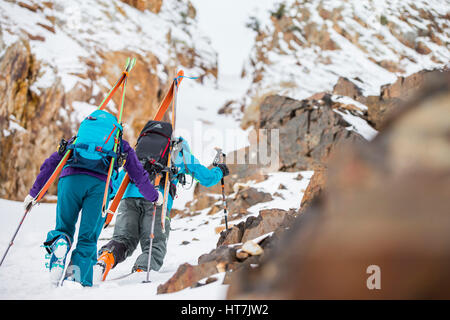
[103,70,184,228]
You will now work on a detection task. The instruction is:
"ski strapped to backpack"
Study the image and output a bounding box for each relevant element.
[159,75,181,233]
[100,69,129,217]
[104,70,185,228]
[0,58,136,268]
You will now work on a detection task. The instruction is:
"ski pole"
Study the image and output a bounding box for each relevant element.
[213,147,228,231]
[0,202,34,267]
[143,175,162,283]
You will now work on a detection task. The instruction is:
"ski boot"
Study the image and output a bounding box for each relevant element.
[44,234,70,286]
[94,250,115,282]
[132,265,144,273]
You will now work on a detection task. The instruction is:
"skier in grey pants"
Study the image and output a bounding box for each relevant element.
[98,137,229,274]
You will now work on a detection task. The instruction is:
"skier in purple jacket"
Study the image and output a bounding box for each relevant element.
[23,137,161,287]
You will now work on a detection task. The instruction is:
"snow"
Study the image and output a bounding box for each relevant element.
[190,0,276,76]
[71,101,98,123]
[330,94,379,140]
[3,115,26,137]
[333,108,378,141]
[225,171,314,224]
[331,95,368,111]
[245,171,314,215]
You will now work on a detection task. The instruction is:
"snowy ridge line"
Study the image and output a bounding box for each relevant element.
[242,0,450,104]
[0,0,217,93]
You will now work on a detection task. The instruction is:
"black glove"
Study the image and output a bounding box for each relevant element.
[217,163,229,177]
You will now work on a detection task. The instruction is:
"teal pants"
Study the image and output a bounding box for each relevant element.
[45,174,107,287]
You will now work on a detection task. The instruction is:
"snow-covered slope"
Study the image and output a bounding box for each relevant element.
[0,0,216,94]
[242,0,450,104]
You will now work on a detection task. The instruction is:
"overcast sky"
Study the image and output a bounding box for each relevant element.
[190,0,276,76]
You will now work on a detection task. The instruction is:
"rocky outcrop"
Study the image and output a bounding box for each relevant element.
[157,261,219,294]
[259,94,365,171]
[120,0,163,13]
[209,187,273,222]
[370,69,450,129]
[157,208,296,294]
[0,41,71,199]
[0,42,169,199]
[241,0,449,128]
[190,91,371,220]
[217,208,295,246]
[298,166,326,213]
[227,71,450,299]
[332,68,449,130]
[185,149,270,215]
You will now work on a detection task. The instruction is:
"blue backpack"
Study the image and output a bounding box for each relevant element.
[66,110,123,175]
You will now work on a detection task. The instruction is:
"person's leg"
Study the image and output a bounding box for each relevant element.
[43,175,85,285]
[134,201,171,271]
[45,176,83,248]
[99,198,142,266]
[66,175,105,287]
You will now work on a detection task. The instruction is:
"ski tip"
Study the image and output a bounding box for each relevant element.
[123,57,137,74]
[174,70,185,87]
[127,57,137,72]
[124,57,131,70]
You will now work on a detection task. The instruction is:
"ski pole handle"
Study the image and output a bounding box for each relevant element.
[213,147,225,167]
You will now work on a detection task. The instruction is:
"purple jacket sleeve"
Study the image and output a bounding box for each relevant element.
[29,151,63,198]
[122,140,159,202]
